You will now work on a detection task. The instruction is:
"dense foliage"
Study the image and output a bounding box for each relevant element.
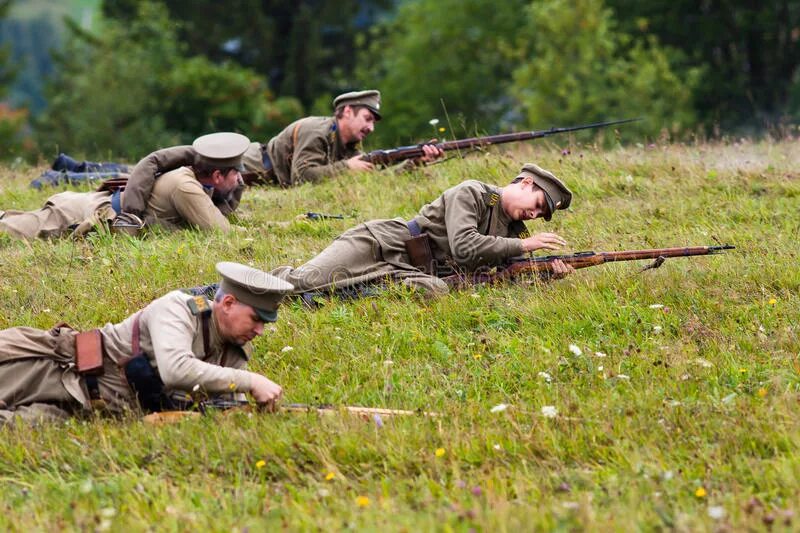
[0,0,799,156]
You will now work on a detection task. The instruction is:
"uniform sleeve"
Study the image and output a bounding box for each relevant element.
[445,185,525,269]
[143,300,253,394]
[122,146,197,216]
[171,182,231,231]
[290,128,351,184]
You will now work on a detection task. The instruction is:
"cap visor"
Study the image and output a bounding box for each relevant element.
[255,308,278,323]
[543,192,555,221]
[366,106,382,121]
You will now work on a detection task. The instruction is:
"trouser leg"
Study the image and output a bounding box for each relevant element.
[0,358,82,425]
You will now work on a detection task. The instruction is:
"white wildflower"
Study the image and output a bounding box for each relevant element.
[708,506,726,520]
[569,344,583,356]
[281,346,294,353]
[653,325,663,333]
[490,403,509,413]
[693,358,714,368]
[722,393,737,404]
[384,360,394,366]
[598,365,604,371]
[649,304,664,309]
[541,405,558,418]
[616,374,630,380]
[594,351,607,358]
[493,444,501,451]
[662,470,674,481]
[428,118,440,126]
[537,371,552,382]
[192,384,200,392]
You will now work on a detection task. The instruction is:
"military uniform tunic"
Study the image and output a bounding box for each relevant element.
[270,180,527,295]
[266,116,360,187]
[0,291,253,424]
[122,145,247,217]
[0,167,233,240]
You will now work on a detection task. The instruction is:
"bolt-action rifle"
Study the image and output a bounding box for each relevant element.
[362,118,640,166]
[443,245,735,287]
[142,398,437,425]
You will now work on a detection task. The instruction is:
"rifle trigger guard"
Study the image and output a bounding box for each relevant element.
[639,255,666,273]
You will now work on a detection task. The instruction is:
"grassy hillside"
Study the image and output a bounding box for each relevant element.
[0,140,798,530]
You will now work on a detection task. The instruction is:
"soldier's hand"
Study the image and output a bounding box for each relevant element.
[250,374,283,412]
[521,232,567,252]
[419,141,444,163]
[346,155,374,172]
[546,259,575,279]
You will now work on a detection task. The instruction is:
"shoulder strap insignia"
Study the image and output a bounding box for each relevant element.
[187,295,211,316]
[509,220,530,239]
[483,191,500,207]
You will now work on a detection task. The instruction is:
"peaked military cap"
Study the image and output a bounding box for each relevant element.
[333,90,382,120]
[517,163,572,221]
[193,132,251,171]
[216,262,294,322]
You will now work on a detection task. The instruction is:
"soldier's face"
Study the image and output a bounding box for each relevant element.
[340,107,376,143]
[213,169,242,195]
[216,296,266,345]
[504,179,549,221]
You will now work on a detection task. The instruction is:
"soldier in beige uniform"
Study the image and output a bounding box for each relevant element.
[116,90,443,219]
[0,133,250,240]
[269,164,576,297]
[0,262,293,425]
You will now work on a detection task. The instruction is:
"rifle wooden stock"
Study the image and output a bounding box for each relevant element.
[446,245,735,285]
[362,118,640,165]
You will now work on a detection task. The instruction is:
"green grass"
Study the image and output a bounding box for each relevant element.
[1,140,799,530]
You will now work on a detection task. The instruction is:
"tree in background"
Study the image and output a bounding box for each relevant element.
[606,0,800,132]
[0,0,28,160]
[101,0,393,108]
[511,0,698,141]
[36,1,300,160]
[356,0,526,145]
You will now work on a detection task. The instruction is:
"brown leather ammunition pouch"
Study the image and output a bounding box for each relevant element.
[404,220,434,274]
[75,329,104,376]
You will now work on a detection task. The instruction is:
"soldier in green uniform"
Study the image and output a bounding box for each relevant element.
[0,262,293,425]
[117,90,443,219]
[0,133,249,240]
[268,163,575,297]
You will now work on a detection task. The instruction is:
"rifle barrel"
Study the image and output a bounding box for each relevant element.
[364,118,641,164]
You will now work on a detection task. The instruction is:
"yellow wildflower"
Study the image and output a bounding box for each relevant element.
[435,447,446,458]
[325,472,335,481]
[695,487,707,498]
[768,298,777,305]
[757,388,767,398]
[473,353,482,360]
[739,368,747,374]
[255,460,266,469]
[438,127,446,133]
[228,382,237,391]
[355,496,370,507]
